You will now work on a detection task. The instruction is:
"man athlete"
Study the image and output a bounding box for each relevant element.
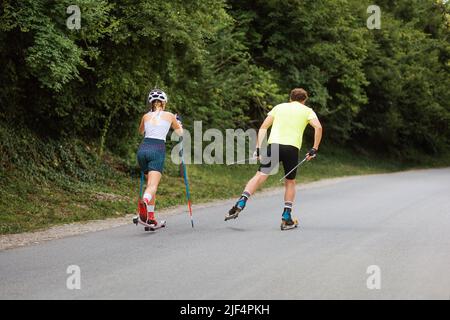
[225,88,323,230]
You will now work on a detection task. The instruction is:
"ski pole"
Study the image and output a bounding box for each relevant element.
[177,123,194,228]
[227,156,258,165]
[139,171,145,198]
[279,156,308,181]
[135,171,147,223]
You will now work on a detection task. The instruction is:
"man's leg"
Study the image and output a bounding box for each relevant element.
[244,171,269,195]
[226,143,277,221]
[279,145,299,229]
[239,171,270,208]
[225,171,269,220]
[282,179,296,223]
[284,178,296,203]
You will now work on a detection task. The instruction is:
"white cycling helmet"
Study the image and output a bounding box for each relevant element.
[148,89,168,104]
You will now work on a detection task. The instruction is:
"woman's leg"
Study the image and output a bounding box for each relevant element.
[143,171,162,222]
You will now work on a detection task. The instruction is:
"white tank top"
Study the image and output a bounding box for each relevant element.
[144,111,171,141]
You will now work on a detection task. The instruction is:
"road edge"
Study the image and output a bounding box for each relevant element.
[1,168,445,251]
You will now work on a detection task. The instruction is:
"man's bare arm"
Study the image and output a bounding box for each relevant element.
[257,116,274,149]
[306,118,322,160]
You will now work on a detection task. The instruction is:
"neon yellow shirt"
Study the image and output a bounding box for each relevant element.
[267,101,317,149]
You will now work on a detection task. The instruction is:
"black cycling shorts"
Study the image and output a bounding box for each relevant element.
[258,144,299,180]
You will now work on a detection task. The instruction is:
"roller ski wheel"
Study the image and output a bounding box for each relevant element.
[280,218,299,231]
[225,205,242,221]
[134,216,166,231]
[144,220,166,232]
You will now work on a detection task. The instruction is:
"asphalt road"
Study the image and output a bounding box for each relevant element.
[1,168,449,299]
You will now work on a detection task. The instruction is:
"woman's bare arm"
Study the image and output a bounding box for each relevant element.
[139,115,145,135]
[172,114,183,136]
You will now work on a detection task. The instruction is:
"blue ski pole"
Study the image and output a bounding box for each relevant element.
[177,116,194,228]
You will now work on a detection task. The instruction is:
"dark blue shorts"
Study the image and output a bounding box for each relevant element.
[137,138,166,174]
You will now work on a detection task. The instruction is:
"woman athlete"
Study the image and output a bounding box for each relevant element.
[137,89,183,227]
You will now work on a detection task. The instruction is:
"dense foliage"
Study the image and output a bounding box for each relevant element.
[0,0,449,159]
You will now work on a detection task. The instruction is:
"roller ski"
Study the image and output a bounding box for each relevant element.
[280,207,299,231]
[132,197,166,231]
[280,217,299,231]
[132,213,166,232]
[225,193,249,221]
[225,205,242,221]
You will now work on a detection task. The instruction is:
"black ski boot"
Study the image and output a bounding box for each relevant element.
[225,196,248,221]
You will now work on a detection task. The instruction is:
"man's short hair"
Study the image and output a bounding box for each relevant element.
[290,88,308,102]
